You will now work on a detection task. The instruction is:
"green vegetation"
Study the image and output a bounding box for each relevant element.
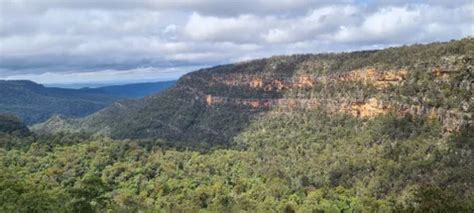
[0,80,175,125]
[2,38,473,212]
[0,114,29,135]
[34,38,473,147]
[0,80,121,125]
[1,114,472,212]
[83,80,176,99]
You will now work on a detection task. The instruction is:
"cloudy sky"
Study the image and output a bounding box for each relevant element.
[0,0,473,86]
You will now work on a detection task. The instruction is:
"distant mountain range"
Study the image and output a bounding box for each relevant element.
[0,80,175,124]
[80,80,176,99]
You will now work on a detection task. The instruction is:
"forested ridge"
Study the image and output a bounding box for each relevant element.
[0,80,175,125]
[34,38,473,147]
[1,38,473,212]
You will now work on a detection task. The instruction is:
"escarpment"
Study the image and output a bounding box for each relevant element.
[209,74,319,91]
[192,62,470,133]
[33,38,473,145]
[204,68,408,91]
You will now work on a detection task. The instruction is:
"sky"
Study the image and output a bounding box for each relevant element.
[0,0,473,86]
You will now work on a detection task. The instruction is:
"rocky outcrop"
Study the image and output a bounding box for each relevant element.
[210,74,319,91]
[203,93,468,133]
[396,103,470,133]
[198,62,470,134]
[208,68,408,91]
[337,68,408,88]
[337,98,390,118]
[431,55,469,80]
[205,95,321,110]
[205,95,389,116]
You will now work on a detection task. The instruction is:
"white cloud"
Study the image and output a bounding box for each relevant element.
[263,29,290,43]
[0,1,472,84]
[262,5,360,43]
[333,4,474,44]
[334,7,420,43]
[183,13,270,42]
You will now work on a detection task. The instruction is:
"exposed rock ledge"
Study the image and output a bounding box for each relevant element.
[207,68,409,91]
[203,94,469,133]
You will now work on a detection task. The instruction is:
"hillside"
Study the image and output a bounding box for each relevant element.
[0,114,29,135]
[34,38,473,146]
[80,80,176,98]
[3,38,474,212]
[0,80,120,125]
[0,80,175,125]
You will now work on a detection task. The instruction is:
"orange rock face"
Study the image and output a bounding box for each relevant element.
[203,66,465,132]
[212,68,408,90]
[204,94,465,133]
[431,66,460,80]
[205,95,225,106]
[211,74,317,91]
[206,95,386,118]
[223,79,239,86]
[338,68,408,88]
[242,99,261,108]
[339,98,390,118]
[380,69,408,81]
[205,95,213,106]
[249,79,264,88]
[294,75,316,87]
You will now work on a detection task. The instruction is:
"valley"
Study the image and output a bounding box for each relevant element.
[1,38,473,212]
[1,0,473,211]
[0,80,175,125]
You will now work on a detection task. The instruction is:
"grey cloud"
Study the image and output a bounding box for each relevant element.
[3,0,469,16]
[1,0,355,16]
[0,0,472,83]
[181,3,472,45]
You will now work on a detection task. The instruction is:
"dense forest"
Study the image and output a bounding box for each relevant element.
[1,38,473,212]
[1,120,472,212]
